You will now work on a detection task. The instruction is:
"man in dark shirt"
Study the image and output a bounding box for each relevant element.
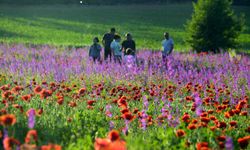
[102,28,116,61]
[122,33,136,56]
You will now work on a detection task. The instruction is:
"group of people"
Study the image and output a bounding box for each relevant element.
[89,28,174,65]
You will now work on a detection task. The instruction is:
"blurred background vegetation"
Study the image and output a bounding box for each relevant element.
[0,0,249,52]
[0,0,249,5]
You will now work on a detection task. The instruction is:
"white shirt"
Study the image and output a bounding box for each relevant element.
[162,38,174,55]
[110,40,122,56]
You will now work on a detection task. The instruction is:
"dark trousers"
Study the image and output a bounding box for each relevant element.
[91,56,100,63]
[114,55,122,64]
[104,47,112,61]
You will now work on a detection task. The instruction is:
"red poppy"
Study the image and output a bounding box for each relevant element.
[229,121,237,127]
[25,130,38,144]
[50,82,56,87]
[2,91,12,98]
[120,108,129,114]
[108,140,126,150]
[21,94,32,102]
[0,109,7,115]
[37,108,43,116]
[57,98,64,105]
[238,136,250,149]
[224,112,231,118]
[200,117,210,123]
[94,130,126,150]
[122,112,135,121]
[39,89,52,99]
[176,129,186,137]
[209,116,216,121]
[11,86,23,94]
[210,126,217,131]
[3,137,21,150]
[68,101,77,107]
[191,119,198,124]
[108,130,120,142]
[217,136,226,141]
[219,142,225,149]
[64,87,72,93]
[34,86,42,94]
[78,88,86,95]
[185,96,193,102]
[0,114,16,126]
[240,111,248,116]
[87,100,96,106]
[118,98,127,108]
[133,108,139,114]
[217,121,227,129]
[94,138,111,150]
[233,109,241,114]
[196,142,209,150]
[207,109,214,114]
[200,112,208,117]
[187,124,197,130]
[0,85,10,91]
[182,113,190,123]
[40,144,62,150]
[87,105,94,110]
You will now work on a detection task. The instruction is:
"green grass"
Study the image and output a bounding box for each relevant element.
[0,4,250,51]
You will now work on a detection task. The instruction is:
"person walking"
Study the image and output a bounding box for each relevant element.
[102,28,116,61]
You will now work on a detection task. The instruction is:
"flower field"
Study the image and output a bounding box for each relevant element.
[0,44,249,150]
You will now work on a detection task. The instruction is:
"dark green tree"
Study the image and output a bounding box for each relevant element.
[186,0,245,53]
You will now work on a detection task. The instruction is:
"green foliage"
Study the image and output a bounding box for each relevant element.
[0,4,249,52]
[186,0,245,53]
[0,0,249,5]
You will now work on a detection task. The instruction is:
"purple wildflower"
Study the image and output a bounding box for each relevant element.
[27,108,36,129]
[225,137,234,150]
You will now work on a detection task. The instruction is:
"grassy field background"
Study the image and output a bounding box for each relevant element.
[0,4,249,51]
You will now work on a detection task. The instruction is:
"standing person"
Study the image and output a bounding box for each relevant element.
[89,37,102,62]
[110,34,122,64]
[162,32,174,60]
[102,28,116,61]
[122,33,136,56]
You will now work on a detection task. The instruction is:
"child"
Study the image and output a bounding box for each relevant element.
[110,34,122,64]
[124,48,136,68]
[89,37,102,62]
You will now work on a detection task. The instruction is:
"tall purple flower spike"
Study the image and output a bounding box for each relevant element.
[225,136,234,150]
[27,108,36,129]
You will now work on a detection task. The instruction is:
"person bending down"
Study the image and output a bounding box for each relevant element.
[122,33,136,56]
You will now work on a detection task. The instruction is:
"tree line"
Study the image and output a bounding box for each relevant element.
[0,0,249,5]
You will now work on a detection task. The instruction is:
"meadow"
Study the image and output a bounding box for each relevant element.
[0,4,250,52]
[0,44,249,149]
[0,3,250,150]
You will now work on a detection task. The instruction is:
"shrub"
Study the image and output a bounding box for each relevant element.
[186,0,245,53]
